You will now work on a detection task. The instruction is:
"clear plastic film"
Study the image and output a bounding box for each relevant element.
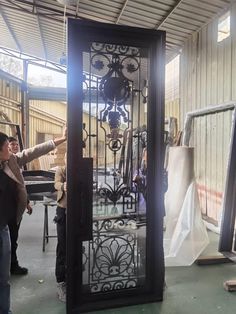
[164,147,209,266]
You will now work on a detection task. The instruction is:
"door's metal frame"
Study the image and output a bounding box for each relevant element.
[218,107,236,259]
[182,102,236,262]
[67,19,166,313]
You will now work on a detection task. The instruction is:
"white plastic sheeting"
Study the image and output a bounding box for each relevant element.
[164,147,209,266]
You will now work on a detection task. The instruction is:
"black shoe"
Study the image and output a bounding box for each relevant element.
[11,265,28,275]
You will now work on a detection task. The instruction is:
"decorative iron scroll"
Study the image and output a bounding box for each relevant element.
[87,42,145,213]
[83,217,144,293]
[93,217,137,232]
[98,183,130,206]
[91,43,140,56]
[91,43,140,133]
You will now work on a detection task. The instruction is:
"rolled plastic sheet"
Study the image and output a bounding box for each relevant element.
[164,146,209,266]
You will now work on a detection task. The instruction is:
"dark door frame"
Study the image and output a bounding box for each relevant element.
[67,19,166,313]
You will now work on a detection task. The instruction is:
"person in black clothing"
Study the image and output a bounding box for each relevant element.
[8,136,32,275]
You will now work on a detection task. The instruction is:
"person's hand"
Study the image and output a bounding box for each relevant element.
[62,126,67,140]
[53,125,67,146]
[26,203,33,215]
[63,182,67,192]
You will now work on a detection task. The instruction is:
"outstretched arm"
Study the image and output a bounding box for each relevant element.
[16,127,67,167]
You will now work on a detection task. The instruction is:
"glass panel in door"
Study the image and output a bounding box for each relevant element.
[81,43,148,293]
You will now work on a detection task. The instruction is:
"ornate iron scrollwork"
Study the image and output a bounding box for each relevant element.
[82,217,142,293]
[98,183,130,208]
[89,43,142,212]
[91,44,140,132]
[99,55,130,129]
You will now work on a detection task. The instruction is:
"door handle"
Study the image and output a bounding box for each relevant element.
[78,158,93,241]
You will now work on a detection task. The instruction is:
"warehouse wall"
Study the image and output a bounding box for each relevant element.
[29,100,65,147]
[0,71,65,150]
[180,3,236,224]
[165,54,180,125]
[165,98,180,125]
[0,71,22,135]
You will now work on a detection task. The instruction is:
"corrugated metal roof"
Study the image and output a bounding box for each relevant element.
[0,0,231,64]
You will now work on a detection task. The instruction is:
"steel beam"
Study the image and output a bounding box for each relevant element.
[34,0,48,60]
[0,47,66,73]
[155,0,184,30]
[6,0,80,20]
[116,0,129,24]
[75,0,80,17]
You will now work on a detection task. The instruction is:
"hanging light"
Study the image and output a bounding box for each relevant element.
[60,52,67,66]
[57,0,79,65]
[58,2,69,65]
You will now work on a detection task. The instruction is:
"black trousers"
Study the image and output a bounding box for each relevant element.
[8,218,21,268]
[54,206,66,283]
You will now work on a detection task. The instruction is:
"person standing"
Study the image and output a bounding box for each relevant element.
[54,153,67,302]
[8,136,32,275]
[0,129,67,314]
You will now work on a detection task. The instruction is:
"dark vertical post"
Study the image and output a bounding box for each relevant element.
[67,20,84,314]
[219,113,236,252]
[146,32,166,297]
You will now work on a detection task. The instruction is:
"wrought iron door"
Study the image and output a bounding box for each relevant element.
[67,19,165,313]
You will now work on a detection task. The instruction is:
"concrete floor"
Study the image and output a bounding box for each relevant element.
[11,202,236,314]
